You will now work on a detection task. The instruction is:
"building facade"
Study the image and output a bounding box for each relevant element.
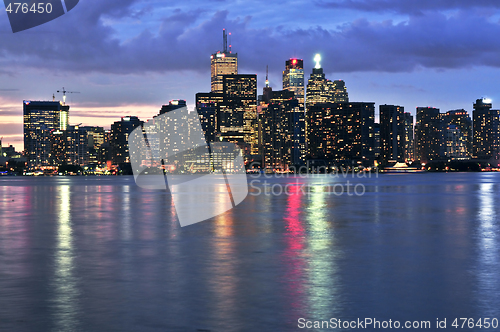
[307,102,375,165]
[259,90,305,170]
[211,29,238,93]
[23,100,69,170]
[473,99,500,160]
[110,116,143,165]
[282,58,305,105]
[442,109,472,159]
[415,107,442,163]
[379,104,405,164]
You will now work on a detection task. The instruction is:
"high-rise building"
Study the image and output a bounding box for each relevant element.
[259,90,305,170]
[50,125,89,166]
[196,93,223,143]
[415,107,442,163]
[403,112,414,162]
[444,124,468,159]
[160,100,187,115]
[306,54,348,108]
[110,116,143,165]
[473,98,500,160]
[23,100,69,170]
[283,58,304,105]
[379,104,405,163]
[219,74,258,155]
[442,109,472,159]
[307,102,375,165]
[211,29,238,93]
[374,123,380,160]
[80,126,108,164]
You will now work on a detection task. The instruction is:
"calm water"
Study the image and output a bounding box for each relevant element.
[0,173,499,331]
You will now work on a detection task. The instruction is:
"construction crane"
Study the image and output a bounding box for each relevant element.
[56,87,80,105]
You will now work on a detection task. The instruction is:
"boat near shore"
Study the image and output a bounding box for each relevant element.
[381,162,425,173]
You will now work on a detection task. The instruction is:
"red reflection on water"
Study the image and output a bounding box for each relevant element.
[283,183,307,318]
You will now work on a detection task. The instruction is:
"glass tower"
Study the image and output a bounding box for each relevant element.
[283,58,304,105]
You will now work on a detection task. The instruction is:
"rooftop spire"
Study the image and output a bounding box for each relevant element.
[265,65,269,88]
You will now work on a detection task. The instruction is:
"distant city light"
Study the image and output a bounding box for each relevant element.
[483,98,492,103]
[292,59,297,65]
[314,54,321,69]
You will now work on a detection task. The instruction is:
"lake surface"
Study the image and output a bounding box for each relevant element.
[0,173,499,331]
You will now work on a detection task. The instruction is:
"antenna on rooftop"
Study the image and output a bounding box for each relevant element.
[223,29,228,53]
[229,32,232,53]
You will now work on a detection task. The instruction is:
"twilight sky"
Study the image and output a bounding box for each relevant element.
[2,0,500,151]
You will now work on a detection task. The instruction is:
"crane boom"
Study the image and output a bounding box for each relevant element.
[56,87,80,105]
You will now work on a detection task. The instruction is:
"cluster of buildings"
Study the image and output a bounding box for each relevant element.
[380,100,500,166]
[15,30,500,174]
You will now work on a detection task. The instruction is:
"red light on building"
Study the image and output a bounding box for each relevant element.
[292,59,297,65]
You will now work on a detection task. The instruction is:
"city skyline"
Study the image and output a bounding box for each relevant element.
[2,0,500,151]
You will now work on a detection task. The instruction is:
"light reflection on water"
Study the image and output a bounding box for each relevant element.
[476,182,500,317]
[0,174,499,331]
[52,185,79,331]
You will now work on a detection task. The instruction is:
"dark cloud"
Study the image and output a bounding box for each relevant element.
[1,1,500,76]
[316,0,500,15]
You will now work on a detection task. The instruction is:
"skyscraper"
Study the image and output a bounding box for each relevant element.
[307,102,375,165]
[50,125,89,166]
[403,112,414,162]
[160,100,187,114]
[196,93,223,143]
[415,107,442,163]
[219,74,258,155]
[23,100,69,171]
[379,104,405,164]
[211,29,238,93]
[283,58,304,105]
[473,98,500,160]
[110,116,143,165]
[442,109,472,159]
[444,125,468,159]
[306,54,348,108]
[259,89,305,170]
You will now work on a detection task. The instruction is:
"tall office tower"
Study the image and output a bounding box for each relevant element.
[50,125,89,166]
[473,98,500,160]
[110,116,143,164]
[306,54,348,107]
[23,100,70,171]
[218,74,258,155]
[259,90,305,170]
[307,102,375,165]
[379,104,405,164]
[211,29,238,93]
[160,100,187,115]
[444,125,468,159]
[283,58,305,105]
[373,123,380,160]
[403,112,414,162]
[262,66,273,104]
[80,126,107,164]
[415,107,442,163]
[332,80,348,103]
[442,110,472,158]
[196,93,223,143]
